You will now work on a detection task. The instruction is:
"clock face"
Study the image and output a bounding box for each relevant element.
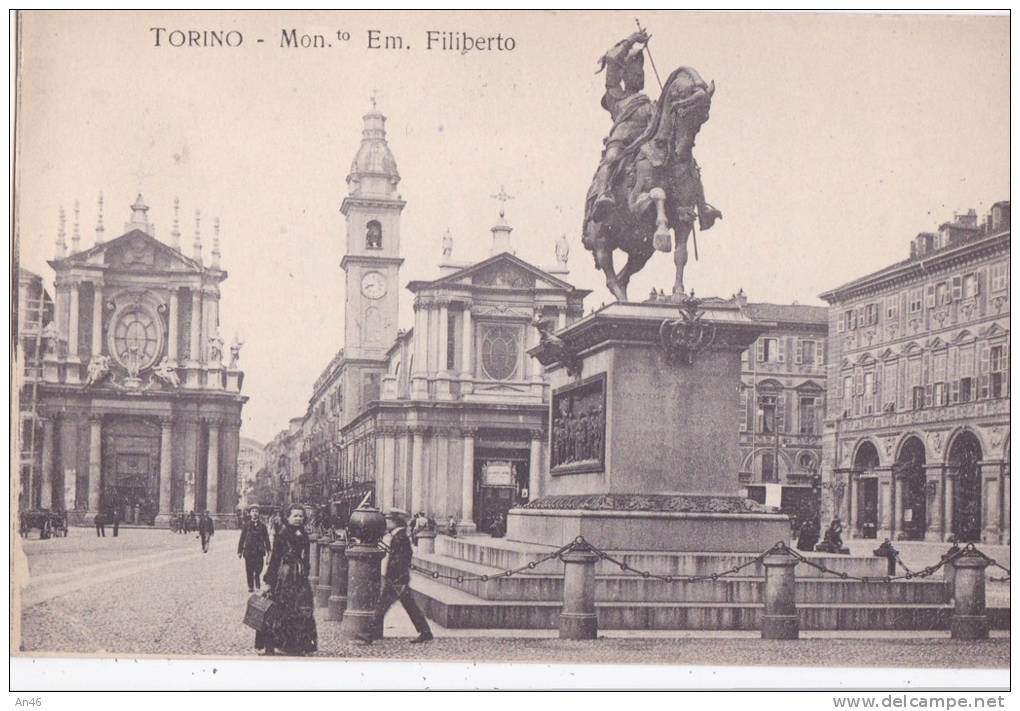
[361,272,387,299]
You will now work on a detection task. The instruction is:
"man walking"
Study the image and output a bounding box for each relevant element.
[94,512,106,537]
[358,508,433,645]
[198,510,215,553]
[237,506,272,592]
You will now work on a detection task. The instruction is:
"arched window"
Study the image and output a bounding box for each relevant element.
[366,220,382,249]
[798,452,815,471]
[761,453,777,483]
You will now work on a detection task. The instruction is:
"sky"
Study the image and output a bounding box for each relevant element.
[13,11,1009,445]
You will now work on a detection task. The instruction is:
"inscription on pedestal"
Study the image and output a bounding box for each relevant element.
[550,373,605,475]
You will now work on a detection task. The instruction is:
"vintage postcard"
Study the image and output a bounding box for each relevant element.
[9,10,1010,692]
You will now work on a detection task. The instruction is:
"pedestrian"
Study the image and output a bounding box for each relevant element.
[357,508,433,645]
[111,508,121,538]
[94,512,106,537]
[185,511,197,534]
[238,506,272,592]
[198,510,215,553]
[255,503,317,656]
[796,516,820,552]
[447,516,458,538]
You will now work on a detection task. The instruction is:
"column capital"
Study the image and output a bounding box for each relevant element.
[87,413,105,424]
[529,428,545,441]
[203,415,223,428]
[435,297,451,308]
[159,415,176,427]
[410,425,429,437]
[462,426,479,438]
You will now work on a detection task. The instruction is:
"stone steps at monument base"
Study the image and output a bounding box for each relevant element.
[413,553,948,605]
[436,535,889,578]
[410,575,1009,631]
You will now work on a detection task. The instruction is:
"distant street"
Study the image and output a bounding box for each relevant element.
[14,527,1009,668]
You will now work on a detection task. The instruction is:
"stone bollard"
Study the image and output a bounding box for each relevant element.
[761,546,800,640]
[327,539,349,622]
[315,540,333,608]
[558,539,599,640]
[950,549,990,640]
[308,534,320,594]
[417,530,437,554]
[339,542,385,640]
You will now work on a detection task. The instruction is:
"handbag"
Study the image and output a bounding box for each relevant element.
[243,593,275,632]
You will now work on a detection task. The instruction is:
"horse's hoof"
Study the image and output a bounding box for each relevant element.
[653,231,672,253]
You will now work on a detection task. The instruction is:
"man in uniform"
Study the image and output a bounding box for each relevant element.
[237,505,272,592]
[357,508,434,645]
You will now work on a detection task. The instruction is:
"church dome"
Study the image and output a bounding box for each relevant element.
[347,107,400,193]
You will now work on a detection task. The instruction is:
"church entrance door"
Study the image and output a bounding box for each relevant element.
[102,417,161,525]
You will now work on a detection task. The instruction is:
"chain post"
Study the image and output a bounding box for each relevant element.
[558,537,600,640]
[761,543,800,640]
[326,538,348,622]
[951,548,990,640]
[315,541,333,608]
[417,529,437,555]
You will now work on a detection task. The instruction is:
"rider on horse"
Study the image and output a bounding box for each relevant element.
[587,31,721,232]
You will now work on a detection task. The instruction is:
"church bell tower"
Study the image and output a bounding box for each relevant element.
[339,101,405,420]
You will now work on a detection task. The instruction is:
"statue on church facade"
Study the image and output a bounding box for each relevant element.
[555,233,570,267]
[229,334,244,368]
[151,356,180,388]
[582,28,722,301]
[441,229,453,257]
[85,354,111,386]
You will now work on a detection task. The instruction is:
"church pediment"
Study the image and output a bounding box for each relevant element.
[60,230,204,274]
[425,253,575,292]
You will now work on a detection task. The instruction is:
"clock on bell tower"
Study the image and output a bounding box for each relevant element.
[340,102,405,362]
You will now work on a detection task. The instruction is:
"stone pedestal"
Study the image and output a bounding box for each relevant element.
[339,544,385,640]
[315,541,333,608]
[950,550,989,640]
[417,530,437,554]
[558,542,599,640]
[762,548,800,639]
[511,298,789,552]
[327,540,349,622]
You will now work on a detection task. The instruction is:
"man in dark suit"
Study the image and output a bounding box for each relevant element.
[237,506,272,592]
[198,510,215,553]
[94,512,106,537]
[358,508,433,644]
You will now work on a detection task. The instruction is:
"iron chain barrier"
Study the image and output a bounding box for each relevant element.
[412,536,1009,586]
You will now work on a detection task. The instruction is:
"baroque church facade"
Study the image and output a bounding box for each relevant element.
[283,105,588,532]
[33,196,247,525]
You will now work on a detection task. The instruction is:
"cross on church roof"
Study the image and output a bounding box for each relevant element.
[490,185,514,218]
[370,88,378,110]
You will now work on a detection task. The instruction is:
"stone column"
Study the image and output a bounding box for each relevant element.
[848,474,858,537]
[87,415,102,512]
[460,304,473,391]
[379,429,395,510]
[316,542,333,608]
[339,543,385,640]
[435,301,452,399]
[878,471,894,540]
[309,535,321,592]
[528,429,543,501]
[327,539,349,622]
[433,430,448,516]
[90,281,104,356]
[893,475,906,540]
[1002,469,1010,545]
[944,475,956,541]
[159,417,173,516]
[67,281,80,362]
[950,550,989,640]
[558,541,599,640]
[411,302,428,398]
[183,418,199,512]
[982,465,1001,544]
[437,301,449,371]
[410,426,426,514]
[557,307,567,331]
[460,428,476,531]
[40,416,54,510]
[168,288,179,364]
[417,529,437,554]
[189,288,202,366]
[761,547,800,639]
[925,465,944,542]
[206,418,220,513]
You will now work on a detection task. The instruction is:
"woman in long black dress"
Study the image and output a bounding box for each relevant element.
[255,503,317,656]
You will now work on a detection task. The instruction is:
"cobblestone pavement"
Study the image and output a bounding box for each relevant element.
[15,528,1009,669]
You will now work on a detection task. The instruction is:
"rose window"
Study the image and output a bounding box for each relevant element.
[480,326,519,381]
[112,307,161,373]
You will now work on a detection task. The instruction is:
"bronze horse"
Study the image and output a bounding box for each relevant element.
[582,67,721,302]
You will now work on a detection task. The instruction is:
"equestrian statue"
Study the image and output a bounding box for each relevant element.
[583,28,722,302]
